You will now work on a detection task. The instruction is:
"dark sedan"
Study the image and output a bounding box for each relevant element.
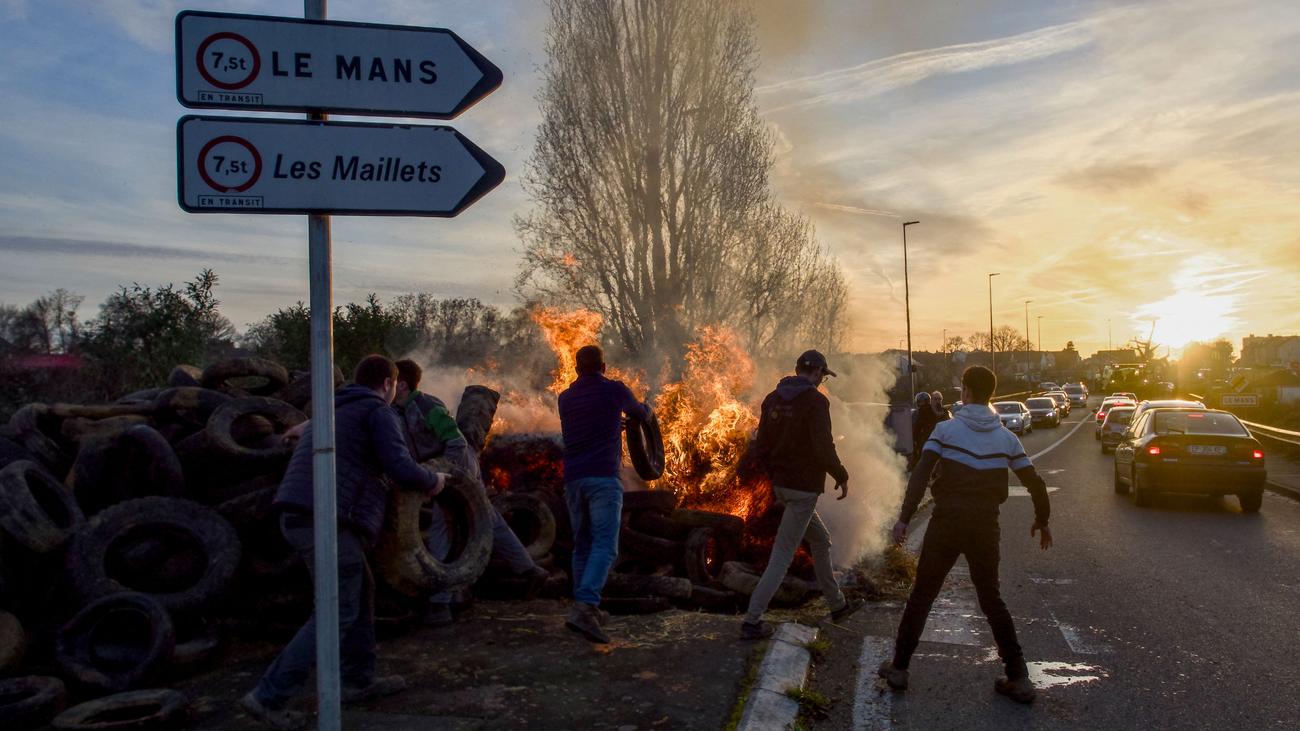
[1099,406,1134,453]
[1112,408,1266,511]
[1026,397,1060,427]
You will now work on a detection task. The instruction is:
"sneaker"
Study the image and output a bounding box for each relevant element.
[565,603,610,644]
[877,660,909,691]
[994,675,1036,704]
[239,692,306,730]
[739,620,774,640]
[830,597,865,623]
[422,603,454,628]
[341,675,408,704]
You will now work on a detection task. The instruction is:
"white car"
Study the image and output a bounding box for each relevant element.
[993,401,1033,435]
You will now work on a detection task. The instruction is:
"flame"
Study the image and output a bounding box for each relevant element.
[561,252,579,268]
[530,306,645,397]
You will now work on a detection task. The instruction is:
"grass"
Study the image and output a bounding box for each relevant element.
[850,543,918,602]
[803,636,832,662]
[785,686,833,720]
[722,640,768,731]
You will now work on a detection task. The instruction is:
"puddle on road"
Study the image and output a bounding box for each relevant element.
[1028,661,1107,689]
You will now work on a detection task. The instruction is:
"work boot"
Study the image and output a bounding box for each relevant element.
[239,692,306,730]
[739,620,774,640]
[422,603,454,628]
[565,602,610,644]
[994,675,1037,704]
[595,607,611,626]
[877,661,909,691]
[830,597,865,623]
[342,675,408,704]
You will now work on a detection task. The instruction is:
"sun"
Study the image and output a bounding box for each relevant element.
[1131,255,1246,351]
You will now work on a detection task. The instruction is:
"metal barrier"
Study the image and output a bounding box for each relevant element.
[1188,392,1300,447]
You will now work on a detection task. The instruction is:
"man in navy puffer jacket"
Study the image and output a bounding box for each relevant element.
[241,355,445,730]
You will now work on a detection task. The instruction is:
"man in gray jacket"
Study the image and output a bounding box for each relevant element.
[241,355,446,730]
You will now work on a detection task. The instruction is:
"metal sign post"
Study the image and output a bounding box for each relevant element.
[302,5,341,731]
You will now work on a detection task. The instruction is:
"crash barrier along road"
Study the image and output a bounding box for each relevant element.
[1188,392,1300,499]
[175,5,503,729]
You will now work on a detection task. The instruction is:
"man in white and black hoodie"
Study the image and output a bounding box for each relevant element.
[879,365,1053,704]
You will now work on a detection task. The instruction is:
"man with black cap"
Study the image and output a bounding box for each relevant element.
[740,349,862,639]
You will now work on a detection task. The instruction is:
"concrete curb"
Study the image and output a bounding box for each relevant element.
[1266,480,1300,502]
[736,622,818,731]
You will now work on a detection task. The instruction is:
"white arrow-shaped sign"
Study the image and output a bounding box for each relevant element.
[177,116,505,216]
[176,11,502,119]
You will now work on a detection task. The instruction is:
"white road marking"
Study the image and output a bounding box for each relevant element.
[1028,416,1092,461]
[1050,611,1111,654]
[1008,486,1060,497]
[853,636,896,730]
[1027,661,1107,689]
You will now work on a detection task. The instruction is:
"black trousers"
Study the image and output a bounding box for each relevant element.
[892,511,1026,678]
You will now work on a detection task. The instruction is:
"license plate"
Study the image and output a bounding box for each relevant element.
[1188,445,1226,456]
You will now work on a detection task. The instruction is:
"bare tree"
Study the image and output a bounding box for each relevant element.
[516,0,846,359]
[968,326,1033,354]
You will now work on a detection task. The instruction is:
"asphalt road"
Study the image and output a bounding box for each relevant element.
[809,398,1300,729]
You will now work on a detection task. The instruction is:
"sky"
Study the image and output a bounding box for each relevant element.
[1,0,1298,358]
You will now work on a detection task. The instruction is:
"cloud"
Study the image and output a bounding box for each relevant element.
[1057,162,1166,193]
[757,16,1098,113]
[0,234,295,265]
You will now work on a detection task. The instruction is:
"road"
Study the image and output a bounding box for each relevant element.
[809,398,1300,729]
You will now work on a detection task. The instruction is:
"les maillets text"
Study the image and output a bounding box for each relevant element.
[273,154,442,183]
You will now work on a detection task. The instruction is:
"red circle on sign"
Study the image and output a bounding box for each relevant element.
[197,135,263,193]
[196,32,261,90]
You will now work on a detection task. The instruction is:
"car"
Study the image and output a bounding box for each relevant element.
[1063,383,1088,407]
[1026,397,1060,427]
[1110,392,1137,401]
[1095,398,1136,438]
[1130,399,1205,425]
[993,401,1033,435]
[1112,408,1266,511]
[1038,382,1060,392]
[1099,406,1135,452]
[1044,391,1071,416]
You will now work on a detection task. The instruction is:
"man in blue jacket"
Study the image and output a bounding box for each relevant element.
[241,355,446,730]
[879,365,1052,704]
[741,349,861,639]
[558,345,652,644]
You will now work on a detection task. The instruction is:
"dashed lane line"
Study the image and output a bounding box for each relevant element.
[1028,415,1092,462]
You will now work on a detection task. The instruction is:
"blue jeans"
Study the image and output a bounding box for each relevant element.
[252,514,375,708]
[565,476,624,606]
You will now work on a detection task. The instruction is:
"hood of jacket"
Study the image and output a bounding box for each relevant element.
[335,383,387,409]
[775,375,818,401]
[954,402,1002,432]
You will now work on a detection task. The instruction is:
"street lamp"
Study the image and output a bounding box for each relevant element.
[988,273,1000,372]
[1108,318,1112,351]
[902,221,920,401]
[1023,300,1032,352]
[1036,315,1043,353]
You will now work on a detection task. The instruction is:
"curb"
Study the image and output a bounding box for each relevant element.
[736,622,818,731]
[1266,480,1300,502]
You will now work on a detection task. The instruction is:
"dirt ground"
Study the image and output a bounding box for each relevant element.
[168,598,762,730]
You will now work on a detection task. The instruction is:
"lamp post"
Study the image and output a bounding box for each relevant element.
[1036,315,1043,352]
[1023,299,1032,377]
[902,221,920,401]
[1108,318,1113,351]
[988,272,1000,373]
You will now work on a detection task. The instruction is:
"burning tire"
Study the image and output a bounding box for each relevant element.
[204,397,305,464]
[0,610,25,674]
[68,426,185,515]
[375,471,494,598]
[670,509,744,539]
[621,489,678,514]
[67,497,241,613]
[0,676,66,730]
[683,527,738,585]
[491,491,556,560]
[8,405,68,475]
[0,460,84,553]
[625,412,665,480]
[55,593,174,693]
[201,357,289,398]
[456,385,501,454]
[51,689,189,731]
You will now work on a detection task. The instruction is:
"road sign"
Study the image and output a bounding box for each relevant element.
[177,116,504,216]
[1220,393,1260,407]
[176,11,501,118]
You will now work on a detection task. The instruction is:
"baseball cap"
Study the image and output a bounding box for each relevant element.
[796,349,837,377]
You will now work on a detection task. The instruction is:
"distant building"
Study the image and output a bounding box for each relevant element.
[1240,334,1300,369]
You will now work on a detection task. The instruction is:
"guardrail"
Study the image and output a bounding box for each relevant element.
[1187,392,1300,447]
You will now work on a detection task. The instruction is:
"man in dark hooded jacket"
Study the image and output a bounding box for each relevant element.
[241,355,446,730]
[740,350,862,639]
